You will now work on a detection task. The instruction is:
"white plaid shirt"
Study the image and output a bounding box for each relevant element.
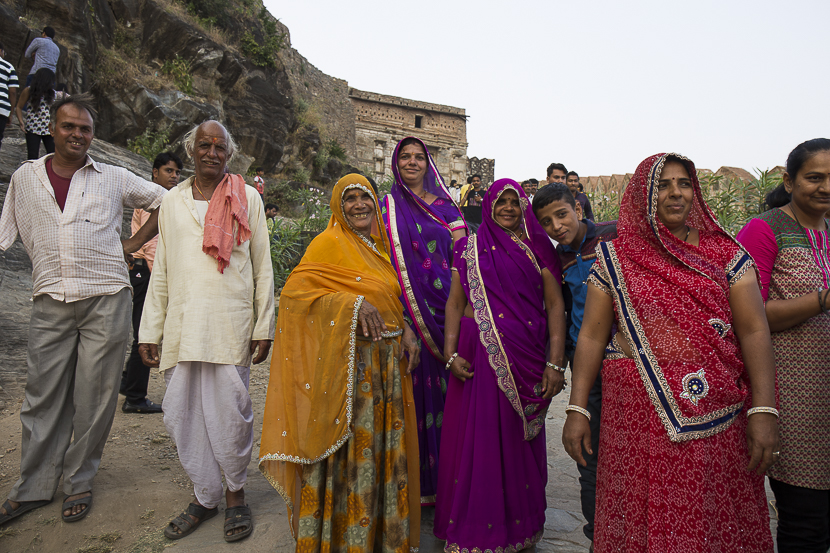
[0,154,166,302]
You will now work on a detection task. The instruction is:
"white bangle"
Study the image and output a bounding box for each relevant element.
[747,406,779,418]
[445,353,458,370]
[546,362,566,373]
[565,405,591,421]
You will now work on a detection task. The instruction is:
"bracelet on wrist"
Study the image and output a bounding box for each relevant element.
[565,405,591,421]
[747,406,779,418]
[545,362,566,373]
[445,353,458,370]
[819,289,830,314]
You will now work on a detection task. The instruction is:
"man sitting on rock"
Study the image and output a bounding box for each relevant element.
[0,93,166,525]
[138,120,274,543]
[120,151,183,414]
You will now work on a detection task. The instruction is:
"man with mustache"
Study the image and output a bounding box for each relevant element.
[138,120,274,543]
[0,93,166,525]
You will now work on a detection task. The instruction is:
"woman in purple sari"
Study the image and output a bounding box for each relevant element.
[380,137,467,505]
[435,179,567,552]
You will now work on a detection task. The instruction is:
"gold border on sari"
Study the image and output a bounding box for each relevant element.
[598,242,744,442]
[463,236,545,441]
[385,194,444,360]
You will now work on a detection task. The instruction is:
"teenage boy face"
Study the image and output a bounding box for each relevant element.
[535,199,583,247]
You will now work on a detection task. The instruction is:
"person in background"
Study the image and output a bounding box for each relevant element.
[119,151,183,414]
[139,121,273,543]
[547,162,568,185]
[737,138,830,553]
[264,202,279,240]
[15,68,65,160]
[460,174,484,207]
[0,93,165,526]
[563,153,777,553]
[0,42,19,153]
[567,171,594,221]
[24,26,59,87]
[532,182,617,545]
[522,179,538,202]
[448,179,461,203]
[253,167,264,201]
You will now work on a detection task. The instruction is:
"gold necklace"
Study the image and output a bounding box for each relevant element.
[193,181,210,204]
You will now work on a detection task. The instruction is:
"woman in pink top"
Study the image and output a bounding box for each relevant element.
[736,138,830,553]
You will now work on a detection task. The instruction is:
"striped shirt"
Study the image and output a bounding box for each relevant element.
[0,57,19,118]
[0,154,166,302]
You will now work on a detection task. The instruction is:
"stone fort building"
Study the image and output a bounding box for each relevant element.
[280,45,493,185]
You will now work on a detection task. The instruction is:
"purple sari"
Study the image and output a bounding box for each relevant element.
[380,137,467,504]
[434,179,561,552]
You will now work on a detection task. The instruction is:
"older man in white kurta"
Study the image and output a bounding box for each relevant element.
[138,121,274,543]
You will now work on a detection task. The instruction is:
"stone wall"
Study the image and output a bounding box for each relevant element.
[350,88,468,184]
[467,157,495,186]
[279,41,356,161]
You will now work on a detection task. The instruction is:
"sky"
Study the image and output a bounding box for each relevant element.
[262,0,829,180]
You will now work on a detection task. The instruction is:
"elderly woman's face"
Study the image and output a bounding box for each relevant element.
[343,188,375,237]
[494,189,522,232]
[397,143,427,188]
[656,160,693,232]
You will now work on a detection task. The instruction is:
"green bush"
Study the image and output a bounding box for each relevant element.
[128,127,171,162]
[326,139,347,161]
[161,55,193,94]
[186,0,232,28]
[269,218,303,291]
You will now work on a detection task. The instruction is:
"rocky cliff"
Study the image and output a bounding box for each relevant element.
[0,0,347,402]
[0,0,309,173]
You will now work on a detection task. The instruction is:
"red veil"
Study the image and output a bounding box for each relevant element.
[590,153,757,441]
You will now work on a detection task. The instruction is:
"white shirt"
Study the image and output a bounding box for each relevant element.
[0,155,166,302]
[139,177,276,370]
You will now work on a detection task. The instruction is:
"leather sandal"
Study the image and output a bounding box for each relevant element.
[164,502,218,540]
[224,505,253,542]
[62,493,93,523]
[0,499,52,526]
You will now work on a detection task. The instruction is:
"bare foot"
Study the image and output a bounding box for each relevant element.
[63,492,91,518]
[225,488,247,537]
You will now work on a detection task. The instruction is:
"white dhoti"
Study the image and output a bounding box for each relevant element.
[162,362,253,509]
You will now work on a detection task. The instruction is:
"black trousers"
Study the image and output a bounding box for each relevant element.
[120,260,151,403]
[0,114,7,150]
[769,477,830,553]
[568,354,602,542]
[25,132,54,160]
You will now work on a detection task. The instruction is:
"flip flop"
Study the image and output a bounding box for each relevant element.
[224,505,253,542]
[61,494,93,523]
[0,499,52,526]
[164,503,218,540]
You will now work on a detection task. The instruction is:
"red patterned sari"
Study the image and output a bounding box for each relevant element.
[588,154,773,552]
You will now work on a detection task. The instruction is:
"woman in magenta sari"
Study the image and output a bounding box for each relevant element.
[435,179,566,552]
[563,153,778,552]
[380,137,467,504]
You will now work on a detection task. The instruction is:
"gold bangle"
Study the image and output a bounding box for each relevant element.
[565,405,591,421]
[746,406,779,418]
[546,362,566,373]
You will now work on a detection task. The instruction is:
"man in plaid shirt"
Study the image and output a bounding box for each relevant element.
[0,93,166,525]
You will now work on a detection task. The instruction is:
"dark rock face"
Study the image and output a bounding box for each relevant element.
[1,0,294,173]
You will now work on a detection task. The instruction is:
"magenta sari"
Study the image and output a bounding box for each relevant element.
[434,179,562,552]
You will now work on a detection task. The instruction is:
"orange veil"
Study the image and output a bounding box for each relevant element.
[258,174,420,543]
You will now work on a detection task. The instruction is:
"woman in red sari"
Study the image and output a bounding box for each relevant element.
[563,153,779,552]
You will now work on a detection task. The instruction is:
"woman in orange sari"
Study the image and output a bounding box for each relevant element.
[259,174,422,552]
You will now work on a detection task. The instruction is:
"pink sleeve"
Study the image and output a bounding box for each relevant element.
[736,218,777,301]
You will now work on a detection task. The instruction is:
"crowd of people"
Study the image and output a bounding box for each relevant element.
[0,29,827,553]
